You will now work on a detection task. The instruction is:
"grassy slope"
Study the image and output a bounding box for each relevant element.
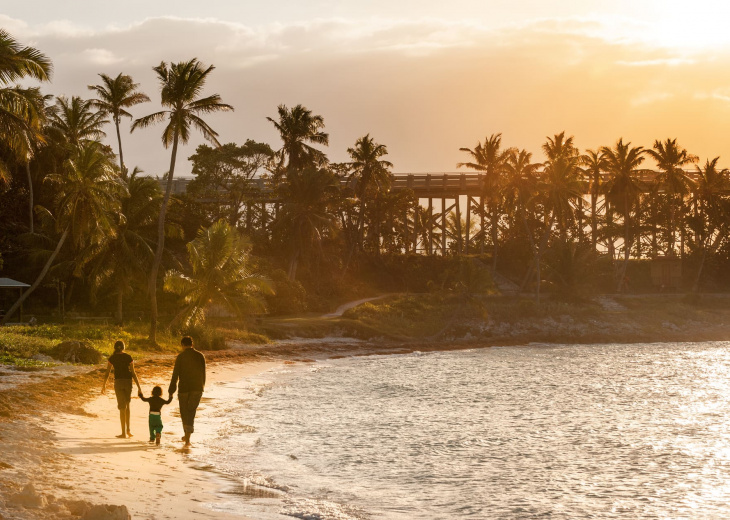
[4,293,730,369]
[0,322,182,367]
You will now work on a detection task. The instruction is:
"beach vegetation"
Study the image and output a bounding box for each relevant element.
[3,29,730,360]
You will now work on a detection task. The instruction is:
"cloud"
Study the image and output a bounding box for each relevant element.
[82,48,124,66]
[5,14,730,175]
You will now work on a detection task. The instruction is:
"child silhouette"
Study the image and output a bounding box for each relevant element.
[138,386,173,445]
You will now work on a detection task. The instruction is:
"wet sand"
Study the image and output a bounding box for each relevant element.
[0,360,280,519]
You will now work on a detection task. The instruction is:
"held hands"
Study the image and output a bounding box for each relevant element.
[138,391,144,398]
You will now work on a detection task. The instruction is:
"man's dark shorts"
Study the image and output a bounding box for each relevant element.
[114,379,133,410]
[178,391,203,434]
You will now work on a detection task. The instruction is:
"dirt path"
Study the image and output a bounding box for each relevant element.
[322,294,393,318]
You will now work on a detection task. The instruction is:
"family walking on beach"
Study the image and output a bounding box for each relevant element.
[101,336,206,447]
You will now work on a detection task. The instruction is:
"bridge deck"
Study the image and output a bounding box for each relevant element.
[164,170,706,198]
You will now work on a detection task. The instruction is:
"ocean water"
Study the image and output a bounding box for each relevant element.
[193,342,730,519]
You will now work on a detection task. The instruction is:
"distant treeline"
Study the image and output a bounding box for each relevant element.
[1,30,729,338]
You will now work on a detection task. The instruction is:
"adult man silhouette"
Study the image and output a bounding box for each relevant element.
[168,336,206,447]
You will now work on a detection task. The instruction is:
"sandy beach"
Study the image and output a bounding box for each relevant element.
[0,357,282,519]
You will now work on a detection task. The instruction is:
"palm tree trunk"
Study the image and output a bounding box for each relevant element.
[115,118,126,179]
[617,197,631,293]
[491,207,499,270]
[342,201,365,278]
[148,132,179,343]
[26,161,34,234]
[606,202,615,260]
[116,283,124,326]
[590,190,597,250]
[1,228,69,325]
[692,246,707,293]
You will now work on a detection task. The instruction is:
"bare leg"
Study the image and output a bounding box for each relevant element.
[184,433,192,447]
[125,406,132,437]
[117,409,126,438]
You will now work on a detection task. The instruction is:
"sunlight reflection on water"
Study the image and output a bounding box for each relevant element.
[205,342,730,519]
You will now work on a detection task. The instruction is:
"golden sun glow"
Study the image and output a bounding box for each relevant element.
[637,1,730,50]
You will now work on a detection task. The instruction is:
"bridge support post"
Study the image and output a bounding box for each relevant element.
[413,205,419,253]
[404,209,409,254]
[441,197,447,255]
[428,198,433,255]
[480,196,485,255]
[466,196,471,255]
[455,195,462,254]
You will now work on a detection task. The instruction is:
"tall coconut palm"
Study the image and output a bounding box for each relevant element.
[88,73,150,179]
[502,149,546,299]
[542,145,584,242]
[275,167,339,280]
[131,58,233,343]
[88,171,162,324]
[646,138,698,254]
[47,96,107,150]
[600,139,645,291]
[267,104,328,179]
[345,134,393,260]
[163,220,272,331]
[0,29,52,84]
[0,87,50,232]
[691,157,730,291]
[457,133,512,267]
[0,31,52,184]
[581,149,607,250]
[542,131,578,162]
[1,141,125,324]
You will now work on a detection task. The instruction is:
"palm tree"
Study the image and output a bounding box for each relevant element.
[0,87,50,232]
[88,73,150,178]
[446,210,479,253]
[581,149,607,250]
[646,138,698,254]
[275,168,339,280]
[690,157,730,291]
[600,139,645,291]
[88,171,162,324]
[0,29,52,84]
[163,220,272,331]
[541,142,584,242]
[131,58,233,343]
[457,133,512,267]
[346,134,393,258]
[1,141,125,324]
[267,104,328,179]
[542,131,578,162]
[502,149,545,299]
[0,30,52,184]
[47,96,108,150]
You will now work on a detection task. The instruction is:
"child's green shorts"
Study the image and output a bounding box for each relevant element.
[149,414,163,440]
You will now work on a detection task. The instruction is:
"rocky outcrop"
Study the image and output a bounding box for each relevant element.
[46,341,103,364]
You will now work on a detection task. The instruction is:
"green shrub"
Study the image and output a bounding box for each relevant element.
[265,269,307,315]
[182,325,227,351]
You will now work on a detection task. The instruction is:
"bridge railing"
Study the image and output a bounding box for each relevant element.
[163,169,706,197]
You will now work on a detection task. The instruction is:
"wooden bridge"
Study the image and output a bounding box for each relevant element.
[166,169,702,197]
[163,169,705,256]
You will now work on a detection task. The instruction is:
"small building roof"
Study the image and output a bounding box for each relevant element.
[0,278,30,288]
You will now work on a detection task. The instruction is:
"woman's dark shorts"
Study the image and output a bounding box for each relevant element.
[114,379,133,410]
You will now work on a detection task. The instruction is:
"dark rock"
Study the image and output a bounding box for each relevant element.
[47,341,103,364]
[81,504,131,520]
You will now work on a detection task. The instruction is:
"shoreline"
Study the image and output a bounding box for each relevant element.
[0,351,281,519]
[3,334,730,518]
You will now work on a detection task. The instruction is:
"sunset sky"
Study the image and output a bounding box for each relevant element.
[5,1,730,175]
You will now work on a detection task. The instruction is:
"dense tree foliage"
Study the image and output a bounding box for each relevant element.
[2,30,730,332]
